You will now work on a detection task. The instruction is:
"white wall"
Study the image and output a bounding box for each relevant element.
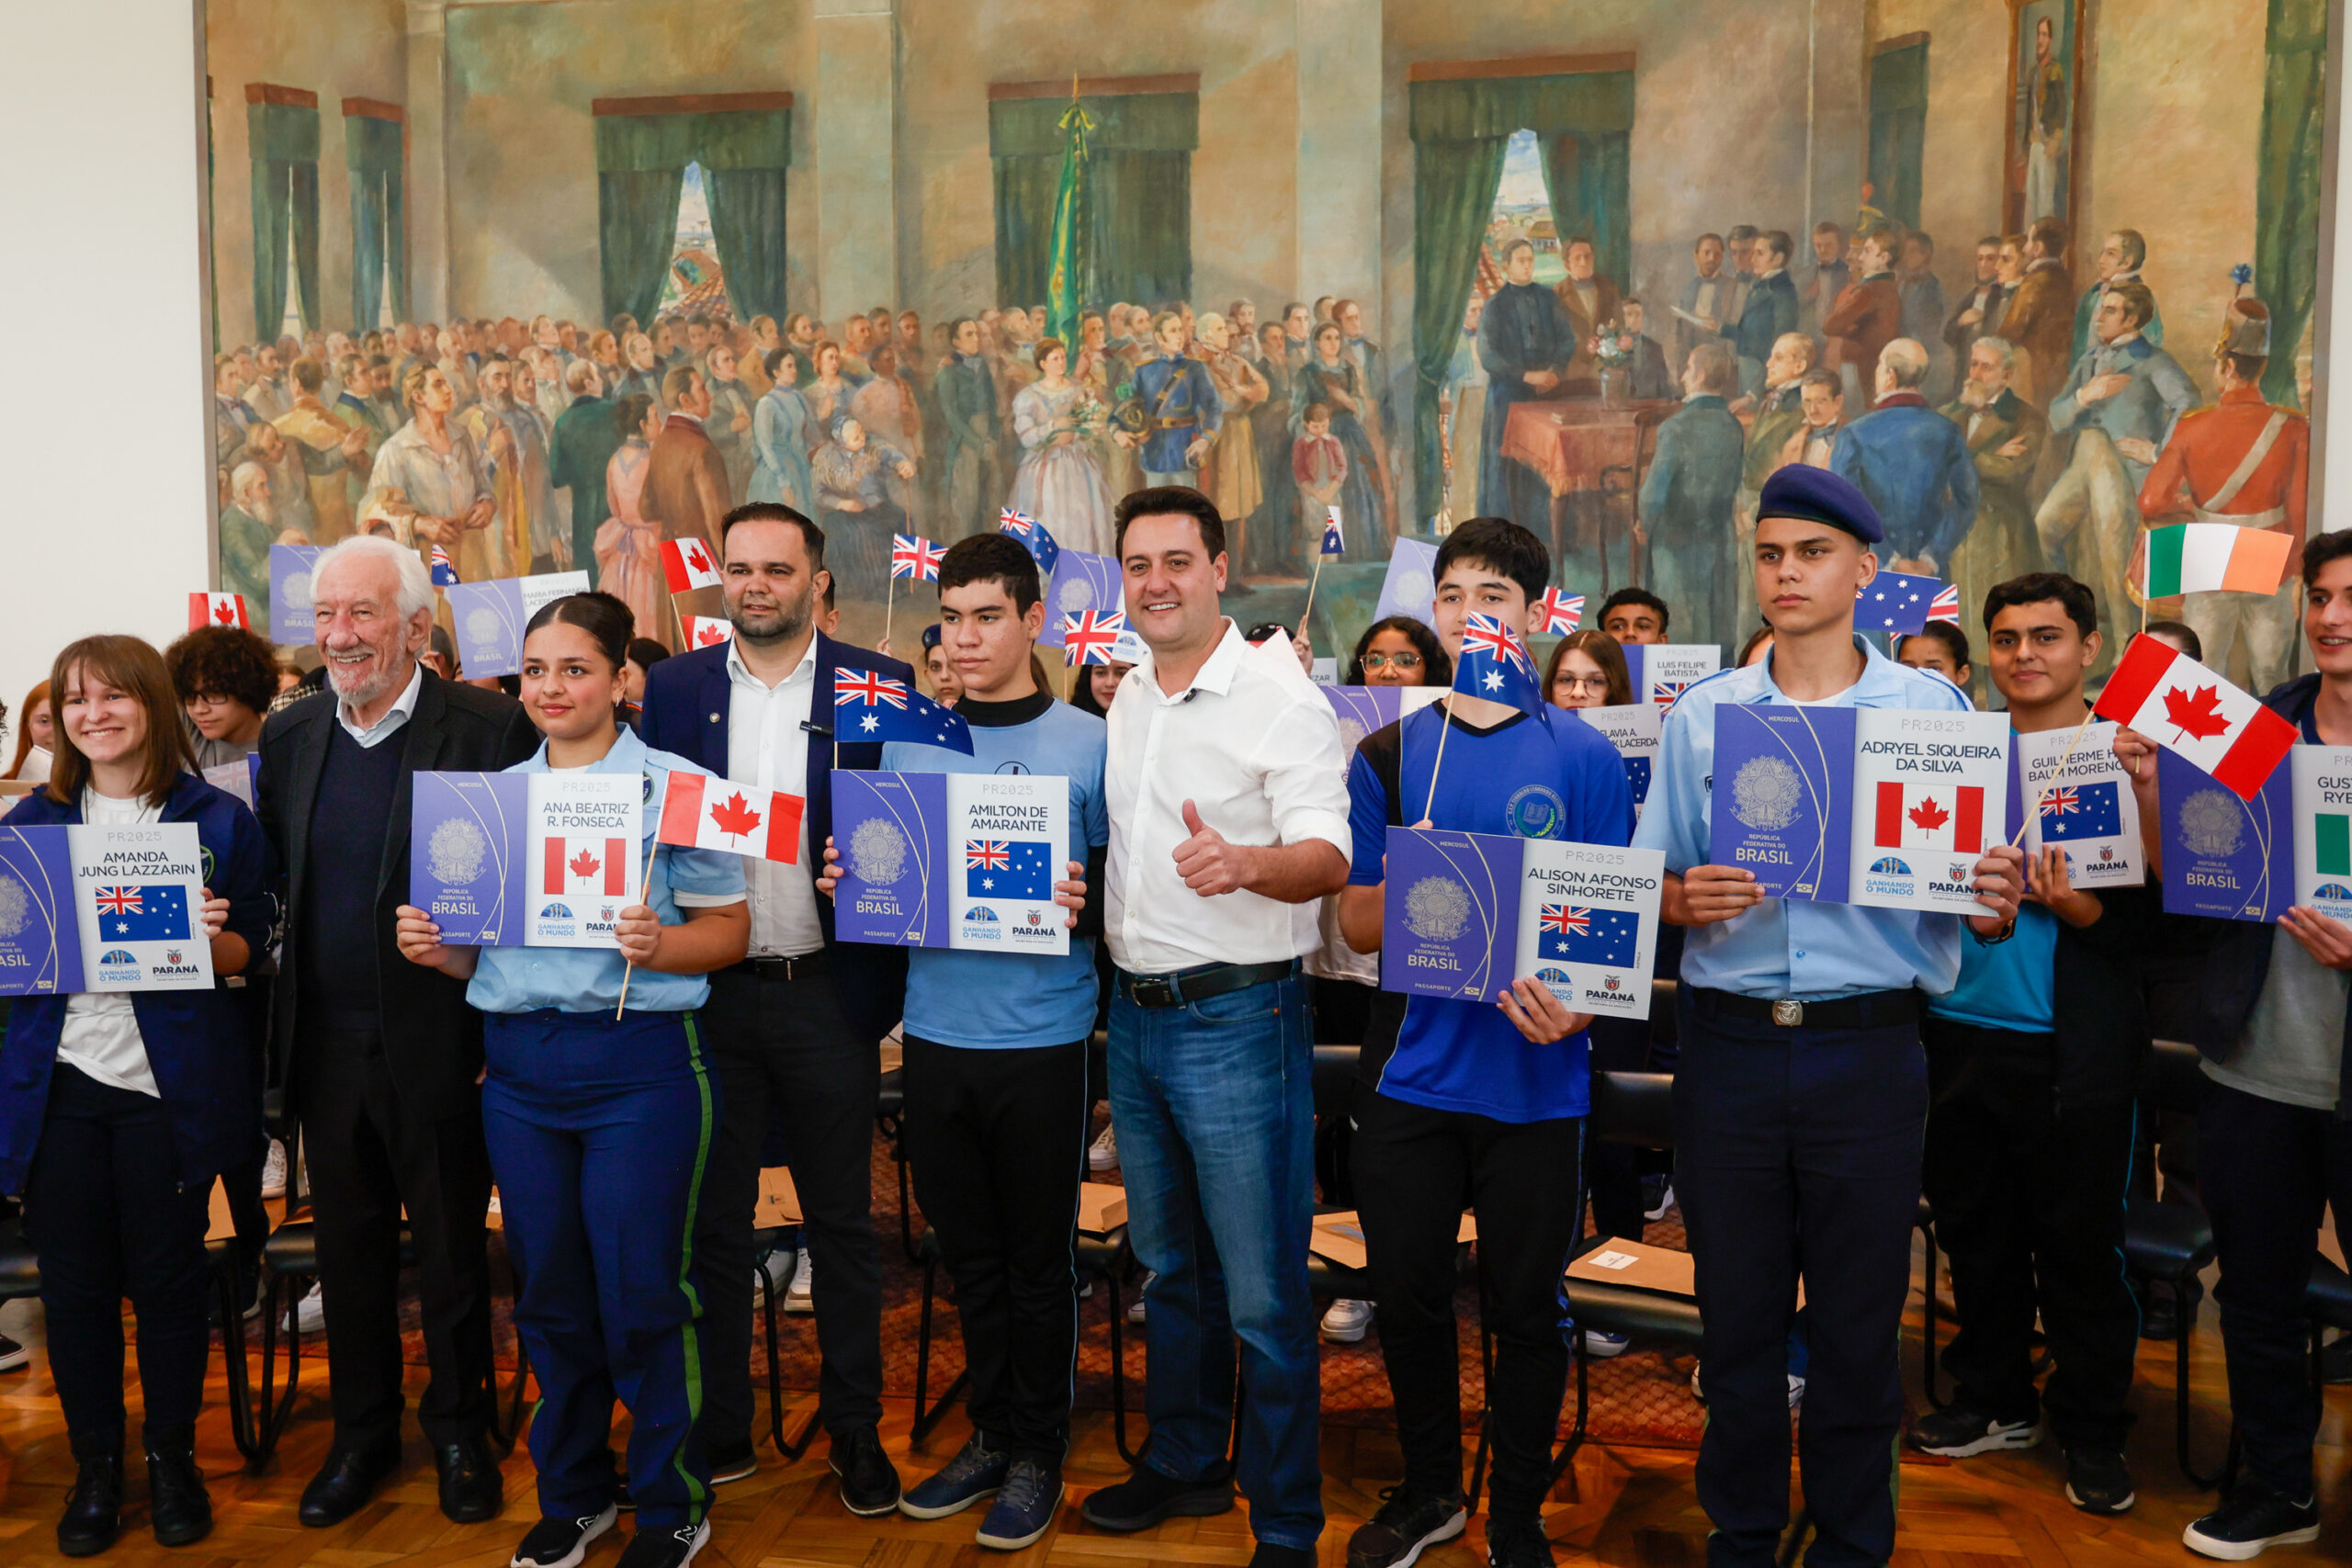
[0,0,213,720]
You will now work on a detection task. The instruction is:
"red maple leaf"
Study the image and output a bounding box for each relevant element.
[685,542,711,574]
[695,622,726,646]
[2162,682,2232,742]
[567,845,601,881]
[709,791,763,840]
[1907,795,1950,833]
[213,599,234,625]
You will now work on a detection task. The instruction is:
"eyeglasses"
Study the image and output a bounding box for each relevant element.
[1555,672,1611,694]
[1362,651,1422,671]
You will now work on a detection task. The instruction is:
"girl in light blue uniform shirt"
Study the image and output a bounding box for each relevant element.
[397,592,747,1568]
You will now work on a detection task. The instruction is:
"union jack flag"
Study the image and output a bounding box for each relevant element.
[890,534,944,582]
[1928,584,1961,625]
[1532,587,1585,636]
[998,508,1037,536]
[1459,612,1530,669]
[96,887,143,918]
[998,508,1060,573]
[2041,785,2080,818]
[1540,905,1591,937]
[966,840,1010,873]
[429,545,459,586]
[1061,608,1127,665]
[834,671,910,710]
[1653,680,1692,709]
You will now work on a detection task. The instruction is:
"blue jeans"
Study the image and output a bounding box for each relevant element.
[1108,970,1321,1551]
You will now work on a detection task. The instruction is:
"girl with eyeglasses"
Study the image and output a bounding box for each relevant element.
[1543,628,1633,710]
[1344,615,1450,689]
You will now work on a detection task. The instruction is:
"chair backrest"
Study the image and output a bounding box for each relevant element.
[2142,1037,2212,1116]
[1589,1069,1675,1149]
[1649,978,1679,1050]
[1312,1043,1362,1120]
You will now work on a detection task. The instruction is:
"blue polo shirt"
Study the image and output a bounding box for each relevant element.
[1347,701,1634,1122]
[1631,635,1974,1000]
[468,728,747,1015]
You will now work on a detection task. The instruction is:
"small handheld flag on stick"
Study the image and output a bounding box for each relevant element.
[887,534,944,650]
[1061,609,1127,666]
[190,592,249,631]
[1532,587,1584,636]
[683,615,732,649]
[2093,633,2296,801]
[1300,507,1344,639]
[1000,509,1060,575]
[615,830,659,1019]
[2142,523,2292,603]
[1426,613,1544,818]
[661,536,724,649]
[429,545,460,586]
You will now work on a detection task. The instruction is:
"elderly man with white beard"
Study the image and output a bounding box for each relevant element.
[253,536,538,1531]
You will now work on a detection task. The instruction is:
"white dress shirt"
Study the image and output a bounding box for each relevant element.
[725,634,823,956]
[337,661,425,749]
[1105,621,1351,975]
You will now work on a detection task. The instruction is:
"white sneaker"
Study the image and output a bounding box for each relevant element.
[1088,1123,1119,1172]
[284,1283,325,1335]
[1127,1270,1155,1325]
[1319,1298,1373,1343]
[260,1140,288,1200]
[752,1249,794,1304]
[1642,1181,1675,1222]
[784,1247,814,1314]
[1582,1328,1631,1359]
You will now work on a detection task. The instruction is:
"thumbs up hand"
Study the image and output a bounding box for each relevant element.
[1172,798,1250,897]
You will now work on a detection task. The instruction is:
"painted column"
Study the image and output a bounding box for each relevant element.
[1806,0,1868,237]
[404,0,450,321]
[1295,0,1382,307]
[813,0,898,324]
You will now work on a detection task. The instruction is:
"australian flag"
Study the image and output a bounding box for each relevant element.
[966,839,1054,899]
[833,668,975,754]
[1539,904,1638,966]
[2039,781,2123,842]
[1450,612,1547,718]
[1320,510,1345,559]
[1857,570,1951,637]
[429,544,460,586]
[999,509,1061,576]
[91,885,190,942]
[1623,756,1653,807]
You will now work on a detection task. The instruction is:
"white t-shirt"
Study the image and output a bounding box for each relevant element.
[57,790,162,1097]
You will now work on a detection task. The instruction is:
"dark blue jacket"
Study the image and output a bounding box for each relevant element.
[1828,392,1981,568]
[1726,269,1799,367]
[0,773,277,1194]
[637,631,913,1046]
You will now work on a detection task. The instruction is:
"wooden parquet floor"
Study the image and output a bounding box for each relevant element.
[0,1254,2343,1568]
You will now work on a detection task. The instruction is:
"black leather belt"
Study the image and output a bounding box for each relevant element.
[1690,986,1919,1031]
[1120,959,1298,1010]
[731,952,829,982]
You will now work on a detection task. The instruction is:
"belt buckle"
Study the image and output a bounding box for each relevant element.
[1132,975,1178,1008]
[1771,998,1804,1028]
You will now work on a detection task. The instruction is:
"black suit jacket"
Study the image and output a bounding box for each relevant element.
[255,670,539,1121]
[636,630,913,1045]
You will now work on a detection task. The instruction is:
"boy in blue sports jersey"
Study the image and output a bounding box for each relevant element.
[1334,517,1634,1568]
[815,533,1103,1551]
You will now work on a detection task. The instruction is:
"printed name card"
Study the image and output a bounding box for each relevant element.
[1379,827,1665,1020]
[410,771,642,948]
[1571,704,1661,818]
[831,771,1070,955]
[72,823,214,991]
[2005,720,2144,886]
[268,544,322,646]
[0,827,81,995]
[445,571,593,677]
[1625,645,1721,710]
[2152,744,2343,924]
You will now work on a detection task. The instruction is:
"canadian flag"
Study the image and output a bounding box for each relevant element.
[1873,782,1984,853]
[662,536,724,594]
[189,592,249,630]
[544,837,629,896]
[684,615,733,649]
[657,772,803,863]
[2093,632,2297,800]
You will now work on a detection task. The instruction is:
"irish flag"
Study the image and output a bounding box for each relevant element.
[656,772,802,863]
[2093,633,2296,799]
[2142,523,2292,599]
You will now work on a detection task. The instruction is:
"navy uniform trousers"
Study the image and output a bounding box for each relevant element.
[1676,988,1928,1568]
[483,1008,718,1532]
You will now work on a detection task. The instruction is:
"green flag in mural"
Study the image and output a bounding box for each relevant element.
[1046,88,1092,352]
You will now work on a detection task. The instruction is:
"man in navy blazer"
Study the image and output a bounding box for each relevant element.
[1831,338,1981,581]
[637,502,913,1511]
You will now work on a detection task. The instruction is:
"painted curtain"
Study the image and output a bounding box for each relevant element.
[2256,0,2328,408]
[345,110,406,332]
[595,104,792,330]
[1869,42,1929,231]
[1408,70,1634,510]
[247,90,320,342]
[990,92,1198,311]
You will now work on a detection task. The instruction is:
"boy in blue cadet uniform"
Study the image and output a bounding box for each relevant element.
[396,593,750,1568]
[1337,517,1635,1568]
[1632,465,2023,1568]
[1911,572,2151,1517]
[816,533,1105,1551]
[2115,527,2352,1562]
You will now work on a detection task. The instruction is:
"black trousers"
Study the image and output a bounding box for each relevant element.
[24,1065,213,1460]
[1675,995,1925,1568]
[2198,1077,2352,1499]
[1919,1021,2138,1448]
[901,1034,1089,1463]
[695,961,883,1451]
[1351,1090,1585,1520]
[1584,1017,1651,1242]
[298,1025,495,1450]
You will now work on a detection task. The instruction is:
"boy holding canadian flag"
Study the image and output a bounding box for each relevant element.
[2115,527,2352,1562]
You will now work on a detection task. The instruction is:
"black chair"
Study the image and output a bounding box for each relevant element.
[2305,1257,2352,1385]
[2126,1039,2225,1486]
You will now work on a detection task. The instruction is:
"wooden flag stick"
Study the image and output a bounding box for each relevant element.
[2006,706,2102,850]
[884,575,897,652]
[614,834,662,1019]
[1422,695,1456,822]
[671,592,688,653]
[1299,556,1327,643]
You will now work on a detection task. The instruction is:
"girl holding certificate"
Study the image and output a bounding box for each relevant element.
[395,592,748,1568]
[0,634,274,1556]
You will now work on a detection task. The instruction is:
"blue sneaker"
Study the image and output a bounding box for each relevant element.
[897,1436,1007,1520]
[974,1459,1061,1551]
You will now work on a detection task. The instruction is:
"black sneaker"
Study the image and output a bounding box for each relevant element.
[2064,1447,2136,1515]
[1249,1548,1314,1568]
[707,1444,757,1485]
[1080,1461,1235,1531]
[898,1435,1007,1519]
[829,1427,902,1517]
[1908,1400,2041,1457]
[1346,1484,1467,1568]
[615,1520,709,1568]
[1486,1511,1558,1567]
[2183,1487,2320,1561]
[974,1458,1062,1551]
[513,1505,619,1568]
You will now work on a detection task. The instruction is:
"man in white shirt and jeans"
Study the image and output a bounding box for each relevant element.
[1077,488,1351,1568]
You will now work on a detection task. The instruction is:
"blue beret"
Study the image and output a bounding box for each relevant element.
[921,623,943,650]
[1756,464,1883,544]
